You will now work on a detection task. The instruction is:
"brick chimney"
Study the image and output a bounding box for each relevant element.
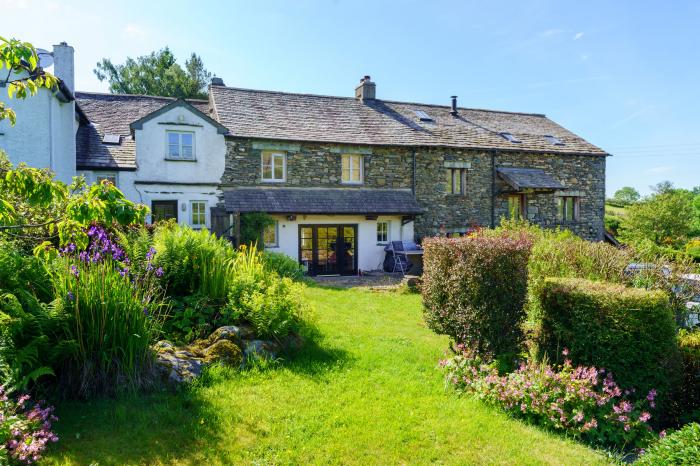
[52,42,74,93]
[355,75,376,100]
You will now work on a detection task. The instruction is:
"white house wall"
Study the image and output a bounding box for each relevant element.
[266,214,414,272]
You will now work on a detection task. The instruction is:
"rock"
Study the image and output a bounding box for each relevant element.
[155,350,204,385]
[243,339,279,361]
[281,333,304,352]
[203,339,243,366]
[153,340,176,353]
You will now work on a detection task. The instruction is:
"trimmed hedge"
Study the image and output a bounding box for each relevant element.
[636,423,700,465]
[534,277,681,399]
[421,234,531,359]
[678,329,700,422]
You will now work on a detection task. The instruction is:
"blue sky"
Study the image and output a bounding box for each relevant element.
[4,0,699,195]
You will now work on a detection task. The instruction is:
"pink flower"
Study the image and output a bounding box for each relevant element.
[647,389,657,402]
[562,348,569,357]
[639,411,651,422]
[660,430,667,438]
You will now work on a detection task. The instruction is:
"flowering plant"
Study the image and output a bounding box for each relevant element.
[441,346,656,450]
[0,387,58,465]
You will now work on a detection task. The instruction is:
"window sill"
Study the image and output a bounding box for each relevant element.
[341,182,364,186]
[165,157,197,162]
[264,244,279,249]
[261,179,286,183]
[377,242,389,246]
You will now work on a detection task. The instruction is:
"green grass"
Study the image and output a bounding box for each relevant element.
[45,286,609,465]
[605,203,628,217]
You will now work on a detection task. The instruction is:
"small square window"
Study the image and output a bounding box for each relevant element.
[377,221,390,244]
[262,151,286,182]
[558,196,579,221]
[190,201,207,228]
[166,131,195,160]
[264,221,279,247]
[341,154,363,184]
[95,172,118,187]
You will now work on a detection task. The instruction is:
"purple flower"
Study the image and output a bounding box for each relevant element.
[66,291,74,302]
[119,268,129,277]
[69,265,79,277]
[155,267,163,277]
[647,389,657,402]
[146,247,156,260]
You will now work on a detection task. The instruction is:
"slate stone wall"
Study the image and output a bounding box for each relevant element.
[223,138,606,241]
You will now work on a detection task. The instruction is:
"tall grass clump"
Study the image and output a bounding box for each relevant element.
[48,226,166,398]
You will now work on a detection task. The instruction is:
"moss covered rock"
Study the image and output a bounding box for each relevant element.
[203,339,243,366]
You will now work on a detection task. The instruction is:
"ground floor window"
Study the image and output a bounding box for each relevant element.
[264,221,279,247]
[95,172,118,187]
[151,200,178,223]
[507,194,525,219]
[558,196,579,221]
[376,221,390,244]
[190,201,207,228]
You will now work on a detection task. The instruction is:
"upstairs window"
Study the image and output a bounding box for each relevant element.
[342,154,363,184]
[507,194,526,219]
[167,131,195,160]
[261,151,286,182]
[95,172,118,187]
[447,168,467,195]
[558,196,579,221]
[190,201,207,228]
[376,221,390,244]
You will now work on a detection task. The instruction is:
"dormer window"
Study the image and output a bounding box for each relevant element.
[500,132,521,143]
[545,135,564,146]
[166,131,195,160]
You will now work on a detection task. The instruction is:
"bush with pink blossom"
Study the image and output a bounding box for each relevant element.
[441,347,657,450]
[0,386,58,465]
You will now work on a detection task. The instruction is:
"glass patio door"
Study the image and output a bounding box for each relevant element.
[298,225,357,276]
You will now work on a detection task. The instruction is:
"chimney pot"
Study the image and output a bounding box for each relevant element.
[450,95,458,116]
[355,75,376,100]
[211,76,225,86]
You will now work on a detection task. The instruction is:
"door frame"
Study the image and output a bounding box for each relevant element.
[298,224,358,276]
[151,200,179,223]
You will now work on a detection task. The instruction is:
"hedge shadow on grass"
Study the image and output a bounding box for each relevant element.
[47,387,229,465]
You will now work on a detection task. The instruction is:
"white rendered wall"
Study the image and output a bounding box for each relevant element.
[79,104,226,228]
[265,214,414,272]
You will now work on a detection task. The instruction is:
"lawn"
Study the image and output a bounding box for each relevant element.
[45,285,609,465]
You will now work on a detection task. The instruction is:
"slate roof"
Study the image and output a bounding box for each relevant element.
[496,167,565,191]
[223,188,423,215]
[75,92,211,170]
[210,85,608,156]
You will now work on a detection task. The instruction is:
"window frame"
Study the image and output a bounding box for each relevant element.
[507,194,526,220]
[261,151,287,182]
[95,172,118,187]
[264,220,279,248]
[341,153,364,185]
[558,196,579,222]
[447,168,467,196]
[376,220,390,245]
[165,130,196,161]
[189,200,208,229]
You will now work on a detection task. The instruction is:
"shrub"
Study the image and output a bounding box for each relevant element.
[240,212,275,246]
[686,238,700,261]
[262,251,305,281]
[636,423,700,465]
[534,277,681,402]
[677,329,700,423]
[0,387,58,465]
[442,347,656,450]
[422,234,532,360]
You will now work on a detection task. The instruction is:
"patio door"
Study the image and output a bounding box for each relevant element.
[299,224,357,276]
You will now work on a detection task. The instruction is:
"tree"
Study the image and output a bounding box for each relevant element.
[650,180,675,195]
[94,48,213,99]
[618,190,695,248]
[0,37,58,125]
[611,186,640,205]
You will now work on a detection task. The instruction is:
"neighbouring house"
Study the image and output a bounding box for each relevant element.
[0,43,609,276]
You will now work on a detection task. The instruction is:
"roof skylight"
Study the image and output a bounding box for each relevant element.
[102,134,121,145]
[499,132,521,143]
[544,135,564,146]
[414,110,434,122]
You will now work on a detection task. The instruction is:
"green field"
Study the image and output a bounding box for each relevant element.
[45,286,608,465]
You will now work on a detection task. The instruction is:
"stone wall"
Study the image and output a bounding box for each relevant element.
[223,138,606,241]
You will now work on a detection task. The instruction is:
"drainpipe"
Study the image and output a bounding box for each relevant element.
[490,150,496,228]
[412,150,417,195]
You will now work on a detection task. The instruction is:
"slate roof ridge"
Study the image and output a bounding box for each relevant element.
[75,90,209,104]
[210,84,546,118]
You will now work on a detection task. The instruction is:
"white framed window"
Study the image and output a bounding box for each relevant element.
[261,151,286,182]
[341,154,363,184]
[95,172,118,187]
[376,221,390,244]
[264,221,279,248]
[558,196,579,222]
[166,131,195,160]
[190,200,207,228]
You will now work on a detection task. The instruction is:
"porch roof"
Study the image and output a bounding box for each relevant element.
[496,167,564,191]
[223,188,423,215]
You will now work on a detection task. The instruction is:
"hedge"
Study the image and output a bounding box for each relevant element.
[534,277,681,400]
[636,423,700,465]
[678,329,700,422]
[421,234,531,360]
